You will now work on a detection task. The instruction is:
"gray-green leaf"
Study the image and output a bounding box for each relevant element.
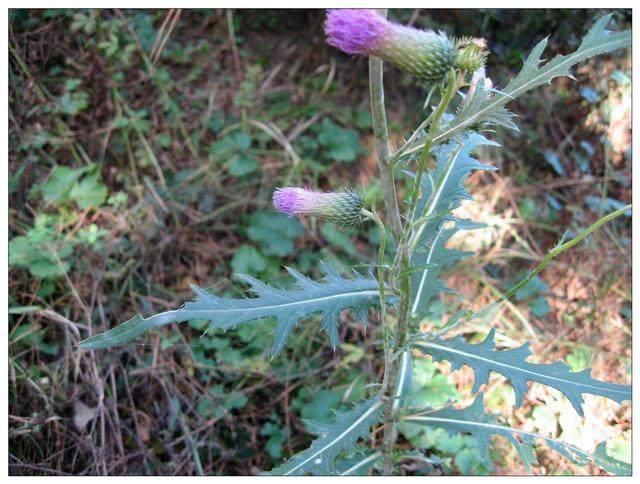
[409,132,497,320]
[403,396,630,475]
[414,328,630,415]
[398,15,631,159]
[80,263,392,357]
[266,397,384,476]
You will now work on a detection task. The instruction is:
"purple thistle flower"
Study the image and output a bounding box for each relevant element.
[324,9,456,83]
[324,9,391,55]
[273,187,364,228]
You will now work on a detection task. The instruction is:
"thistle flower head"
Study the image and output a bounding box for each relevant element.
[325,9,391,55]
[273,187,364,228]
[324,9,456,84]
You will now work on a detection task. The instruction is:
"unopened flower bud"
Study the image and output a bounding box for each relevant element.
[455,37,489,72]
[325,9,456,83]
[273,187,364,228]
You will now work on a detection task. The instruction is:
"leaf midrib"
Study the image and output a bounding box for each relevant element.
[283,399,383,475]
[417,340,629,397]
[432,36,628,144]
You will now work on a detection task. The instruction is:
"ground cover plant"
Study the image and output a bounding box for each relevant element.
[9,9,631,475]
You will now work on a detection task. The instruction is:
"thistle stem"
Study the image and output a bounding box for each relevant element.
[368,12,402,239]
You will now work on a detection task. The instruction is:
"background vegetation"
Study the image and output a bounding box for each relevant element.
[8,8,631,475]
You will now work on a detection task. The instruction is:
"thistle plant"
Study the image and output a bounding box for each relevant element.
[80,10,632,476]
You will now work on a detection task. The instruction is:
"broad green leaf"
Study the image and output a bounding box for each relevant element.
[69,169,108,209]
[414,328,631,415]
[9,215,75,280]
[42,165,89,204]
[403,396,631,475]
[261,421,288,459]
[230,245,267,275]
[300,389,343,424]
[80,263,392,356]
[228,155,259,176]
[320,222,358,257]
[266,397,384,476]
[42,164,107,208]
[316,118,362,163]
[398,15,631,159]
[406,358,458,409]
[247,210,304,257]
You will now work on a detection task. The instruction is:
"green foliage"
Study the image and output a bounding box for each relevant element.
[414,328,631,415]
[60,10,631,477]
[403,396,631,475]
[266,397,384,475]
[42,164,108,209]
[9,214,74,279]
[512,274,551,318]
[80,264,392,356]
[315,118,363,163]
[246,210,304,257]
[231,245,268,275]
[211,132,260,177]
[397,14,631,158]
[406,358,459,408]
[408,132,497,320]
[261,415,289,460]
[196,385,248,418]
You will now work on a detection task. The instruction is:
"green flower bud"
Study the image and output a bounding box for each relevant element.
[455,37,489,72]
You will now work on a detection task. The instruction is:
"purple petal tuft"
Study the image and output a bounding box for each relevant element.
[324,9,390,55]
[272,187,318,216]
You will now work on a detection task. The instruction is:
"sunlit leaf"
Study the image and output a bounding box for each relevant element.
[414,328,631,415]
[403,396,631,475]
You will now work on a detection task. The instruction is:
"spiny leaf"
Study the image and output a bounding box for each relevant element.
[80,263,394,357]
[403,396,631,475]
[336,450,383,476]
[414,328,631,415]
[408,132,497,320]
[266,398,384,476]
[393,350,414,410]
[398,14,631,159]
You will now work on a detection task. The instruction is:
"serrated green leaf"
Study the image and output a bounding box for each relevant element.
[403,397,630,475]
[409,132,497,320]
[596,440,631,475]
[336,450,382,476]
[266,397,384,476]
[414,328,630,415]
[399,15,630,159]
[80,263,393,356]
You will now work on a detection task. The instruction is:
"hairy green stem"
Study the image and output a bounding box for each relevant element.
[407,70,459,223]
[361,208,391,389]
[366,10,410,473]
[382,254,410,475]
[368,20,402,238]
